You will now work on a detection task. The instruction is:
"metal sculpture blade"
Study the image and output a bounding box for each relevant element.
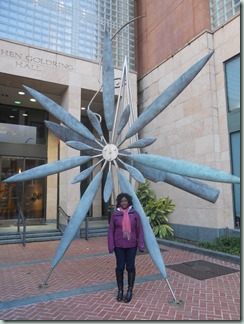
[4,156,92,182]
[87,110,104,137]
[125,52,214,140]
[118,170,168,279]
[71,165,97,184]
[117,104,131,136]
[103,170,114,203]
[23,86,95,141]
[127,137,157,149]
[102,26,115,131]
[164,172,220,203]
[119,160,145,184]
[66,141,101,156]
[129,153,240,183]
[44,121,102,149]
[51,171,103,269]
[121,155,220,203]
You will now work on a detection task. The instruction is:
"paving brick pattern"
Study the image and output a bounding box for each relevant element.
[0,237,240,320]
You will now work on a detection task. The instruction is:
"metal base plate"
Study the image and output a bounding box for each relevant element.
[168,299,184,306]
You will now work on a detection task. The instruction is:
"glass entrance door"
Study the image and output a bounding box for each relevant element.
[0,156,46,225]
[0,157,22,223]
[23,159,45,222]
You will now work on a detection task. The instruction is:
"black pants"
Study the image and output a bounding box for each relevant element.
[115,247,137,273]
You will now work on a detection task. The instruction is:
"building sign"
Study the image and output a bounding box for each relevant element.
[0,48,74,72]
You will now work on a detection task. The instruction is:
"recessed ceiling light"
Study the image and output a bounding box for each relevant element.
[15,101,21,104]
[81,107,86,110]
[9,115,15,118]
[22,113,28,117]
[18,91,25,95]
[30,98,36,102]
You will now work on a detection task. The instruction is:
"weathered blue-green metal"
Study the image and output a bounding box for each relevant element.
[71,165,97,184]
[103,170,114,203]
[44,121,102,149]
[128,153,240,183]
[119,160,146,184]
[51,171,103,270]
[102,26,115,131]
[117,104,131,136]
[87,110,104,137]
[125,52,214,140]
[121,156,220,203]
[4,156,92,182]
[127,137,157,149]
[66,141,101,156]
[23,86,95,141]
[164,173,220,203]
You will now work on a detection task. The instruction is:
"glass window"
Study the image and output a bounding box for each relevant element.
[0,157,46,221]
[0,157,23,220]
[210,0,240,30]
[0,0,135,70]
[225,55,240,111]
[0,105,48,145]
[224,55,240,228]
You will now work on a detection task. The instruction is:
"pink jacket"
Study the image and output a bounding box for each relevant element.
[108,206,144,252]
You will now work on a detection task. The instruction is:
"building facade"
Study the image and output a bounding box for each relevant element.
[0,0,240,241]
[135,0,240,240]
[0,0,137,226]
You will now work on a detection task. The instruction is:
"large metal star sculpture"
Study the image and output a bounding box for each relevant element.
[5,27,239,303]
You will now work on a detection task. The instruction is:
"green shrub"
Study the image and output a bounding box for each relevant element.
[198,236,240,256]
[137,180,175,239]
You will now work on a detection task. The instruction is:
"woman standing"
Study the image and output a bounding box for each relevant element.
[108,193,144,303]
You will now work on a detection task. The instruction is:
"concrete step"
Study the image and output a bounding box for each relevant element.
[0,223,109,244]
[0,229,63,245]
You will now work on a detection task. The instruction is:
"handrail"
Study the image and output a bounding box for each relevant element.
[57,206,69,233]
[16,203,26,247]
[57,206,89,240]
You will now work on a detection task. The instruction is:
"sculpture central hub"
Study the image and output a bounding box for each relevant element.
[102,144,118,161]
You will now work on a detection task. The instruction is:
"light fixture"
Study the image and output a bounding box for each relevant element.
[30,98,36,102]
[9,115,15,118]
[81,107,86,110]
[22,113,28,117]
[15,101,21,104]
[18,91,25,95]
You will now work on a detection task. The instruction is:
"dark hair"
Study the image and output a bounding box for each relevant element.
[116,193,133,208]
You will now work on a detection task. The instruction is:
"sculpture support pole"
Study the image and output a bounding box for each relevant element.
[165,279,183,305]
[38,268,53,288]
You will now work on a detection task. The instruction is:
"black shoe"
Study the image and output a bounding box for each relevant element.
[124,287,133,303]
[124,271,135,303]
[116,272,124,302]
[117,288,124,302]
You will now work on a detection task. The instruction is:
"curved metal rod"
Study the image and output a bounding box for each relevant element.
[111,16,145,40]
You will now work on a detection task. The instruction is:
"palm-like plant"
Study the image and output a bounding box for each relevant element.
[137,180,175,238]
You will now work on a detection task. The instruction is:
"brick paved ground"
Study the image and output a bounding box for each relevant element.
[0,236,240,321]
